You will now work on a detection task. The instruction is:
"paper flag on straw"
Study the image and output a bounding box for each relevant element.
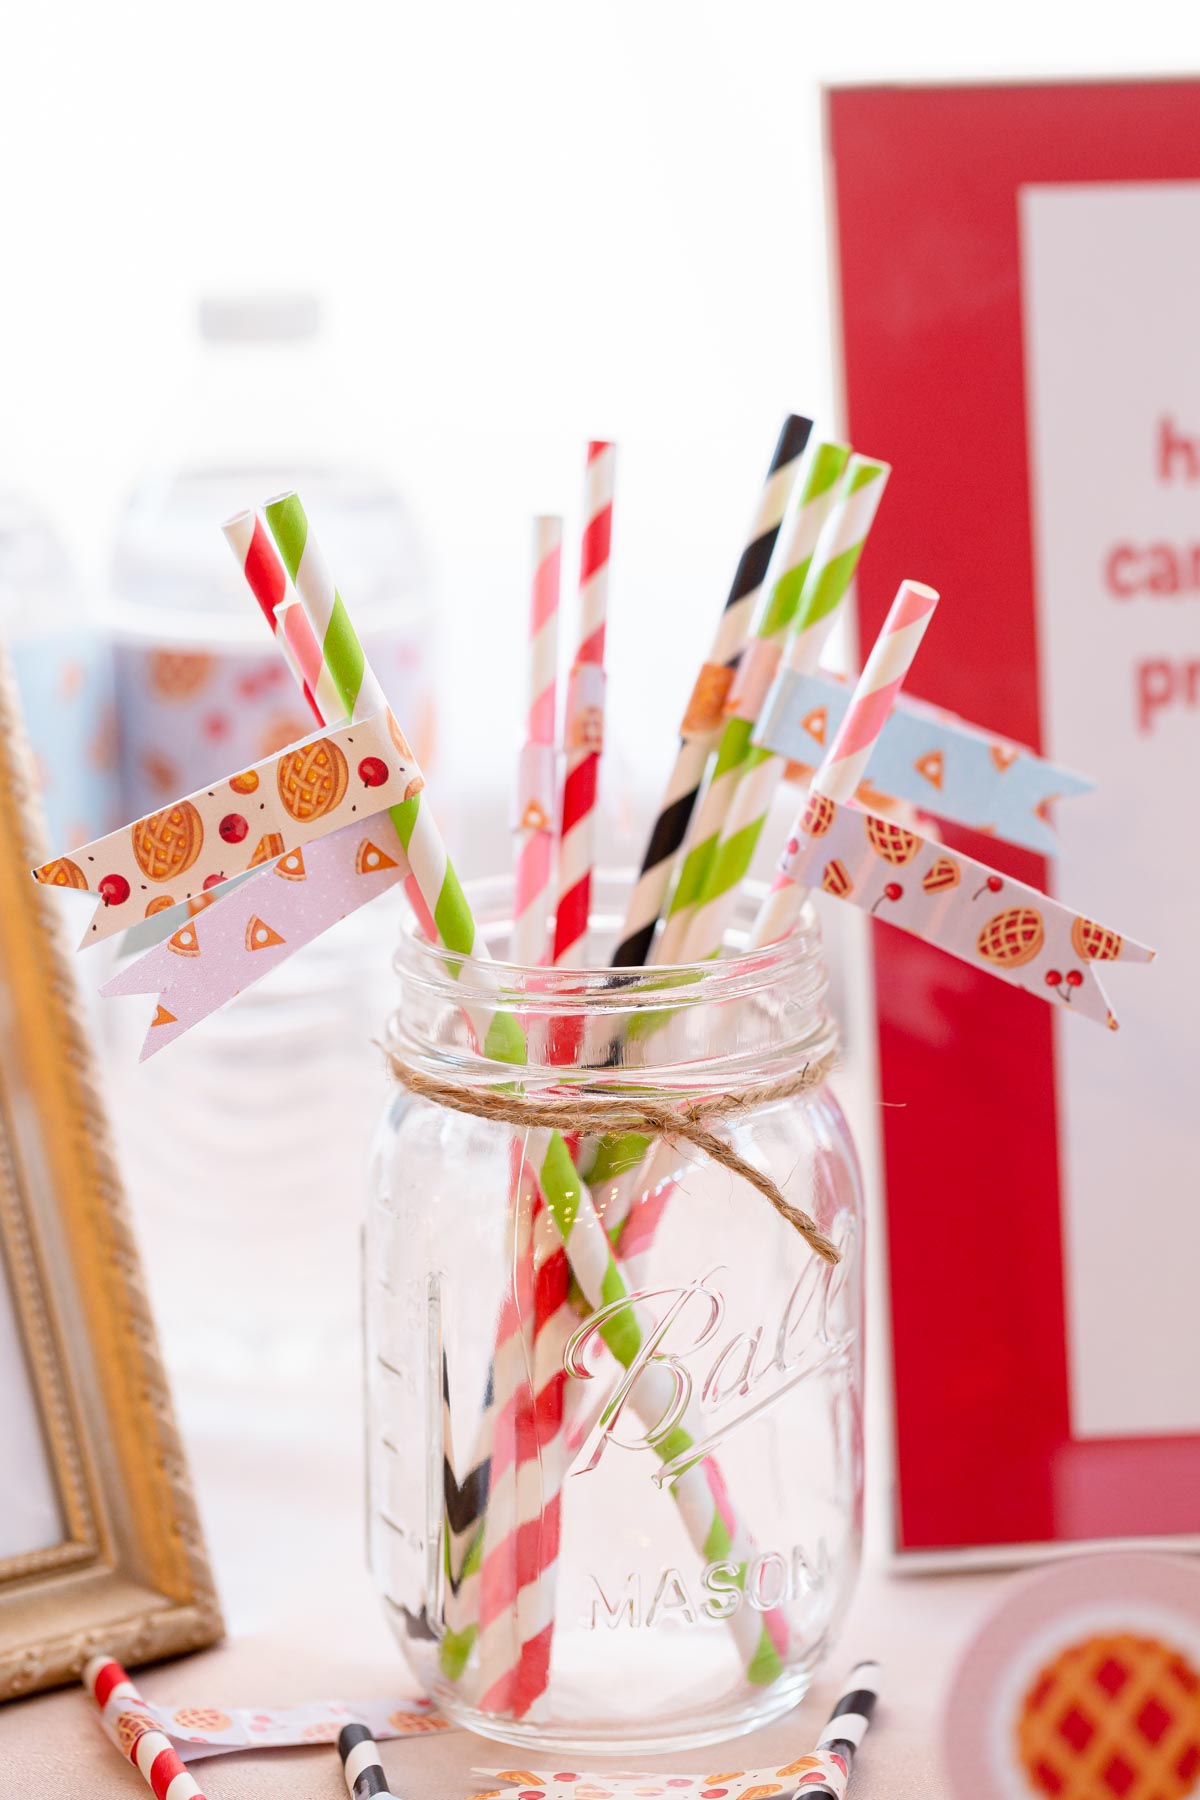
[471,1750,851,1800]
[88,1658,450,1765]
[34,708,422,946]
[101,817,409,1057]
[753,671,1093,854]
[780,792,1152,1028]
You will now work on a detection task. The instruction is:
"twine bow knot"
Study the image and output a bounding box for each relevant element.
[383,1048,841,1264]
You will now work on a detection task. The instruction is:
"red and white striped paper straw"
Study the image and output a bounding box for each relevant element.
[552,441,615,966]
[84,1656,208,1800]
[224,507,434,941]
[221,510,341,724]
[750,579,939,948]
[511,516,562,966]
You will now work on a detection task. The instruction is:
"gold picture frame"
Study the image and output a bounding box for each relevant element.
[0,654,221,1699]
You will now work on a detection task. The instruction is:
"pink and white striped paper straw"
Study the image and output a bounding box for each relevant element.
[511,516,562,966]
[750,579,939,949]
[552,441,615,966]
[221,510,341,724]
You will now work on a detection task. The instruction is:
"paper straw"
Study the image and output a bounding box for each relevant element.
[84,1656,208,1800]
[440,1351,489,1648]
[750,580,938,950]
[611,414,812,967]
[512,516,562,966]
[225,503,426,940]
[338,1722,400,1799]
[678,455,891,963]
[804,1660,882,1799]
[263,492,448,949]
[553,441,615,965]
[221,509,339,724]
[532,1131,788,1685]
[263,493,784,1701]
[593,450,880,1256]
[474,1179,544,1713]
[656,440,850,963]
[518,1193,572,1673]
[265,493,567,1711]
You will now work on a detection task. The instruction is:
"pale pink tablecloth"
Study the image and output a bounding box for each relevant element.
[0,1390,1006,1799]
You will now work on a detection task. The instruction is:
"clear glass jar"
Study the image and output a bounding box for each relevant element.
[365,874,863,1755]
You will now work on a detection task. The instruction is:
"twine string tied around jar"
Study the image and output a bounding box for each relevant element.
[382,1048,842,1265]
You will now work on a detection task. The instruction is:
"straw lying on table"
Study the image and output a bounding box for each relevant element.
[338,1722,400,1799]
[802,1659,882,1800]
[472,1659,883,1799]
[84,1656,208,1800]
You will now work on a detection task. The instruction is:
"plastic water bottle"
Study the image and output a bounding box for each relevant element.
[103,297,434,1413]
[0,493,118,850]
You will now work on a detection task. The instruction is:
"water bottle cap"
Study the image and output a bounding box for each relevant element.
[198,295,321,344]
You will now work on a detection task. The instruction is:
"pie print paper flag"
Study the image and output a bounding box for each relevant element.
[472,1750,850,1800]
[784,792,1152,1028]
[753,670,1093,855]
[101,816,410,1058]
[33,706,422,947]
[86,1655,451,1765]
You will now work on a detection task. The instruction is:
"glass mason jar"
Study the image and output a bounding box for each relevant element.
[365,874,863,1755]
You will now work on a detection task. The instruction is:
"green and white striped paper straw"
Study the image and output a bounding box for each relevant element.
[589,457,890,1258]
[533,1132,785,1684]
[655,442,851,964]
[264,492,519,1061]
[677,455,891,964]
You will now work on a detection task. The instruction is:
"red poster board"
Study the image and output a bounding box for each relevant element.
[826,79,1200,1560]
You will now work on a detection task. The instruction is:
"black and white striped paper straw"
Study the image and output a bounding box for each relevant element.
[808,1660,881,1797]
[611,411,812,967]
[338,1723,399,1799]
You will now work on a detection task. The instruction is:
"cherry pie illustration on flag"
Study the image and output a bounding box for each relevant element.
[944,1553,1200,1800]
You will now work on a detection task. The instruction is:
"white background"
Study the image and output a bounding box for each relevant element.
[1022,182,1200,1439]
[2,3,1200,806]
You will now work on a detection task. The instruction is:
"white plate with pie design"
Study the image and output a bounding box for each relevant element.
[943,1552,1200,1800]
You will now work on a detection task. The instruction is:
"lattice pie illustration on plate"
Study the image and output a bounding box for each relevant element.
[944,1554,1200,1800]
[1017,1631,1200,1800]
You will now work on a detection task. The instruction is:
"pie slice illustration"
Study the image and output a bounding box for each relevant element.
[244,916,286,953]
[274,848,307,881]
[801,706,827,746]
[355,838,399,875]
[914,748,944,790]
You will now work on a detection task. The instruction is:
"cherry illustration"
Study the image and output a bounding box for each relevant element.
[219,812,248,843]
[1066,969,1083,988]
[973,874,1004,901]
[1044,969,1063,988]
[358,756,389,788]
[871,881,903,915]
[98,872,130,907]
